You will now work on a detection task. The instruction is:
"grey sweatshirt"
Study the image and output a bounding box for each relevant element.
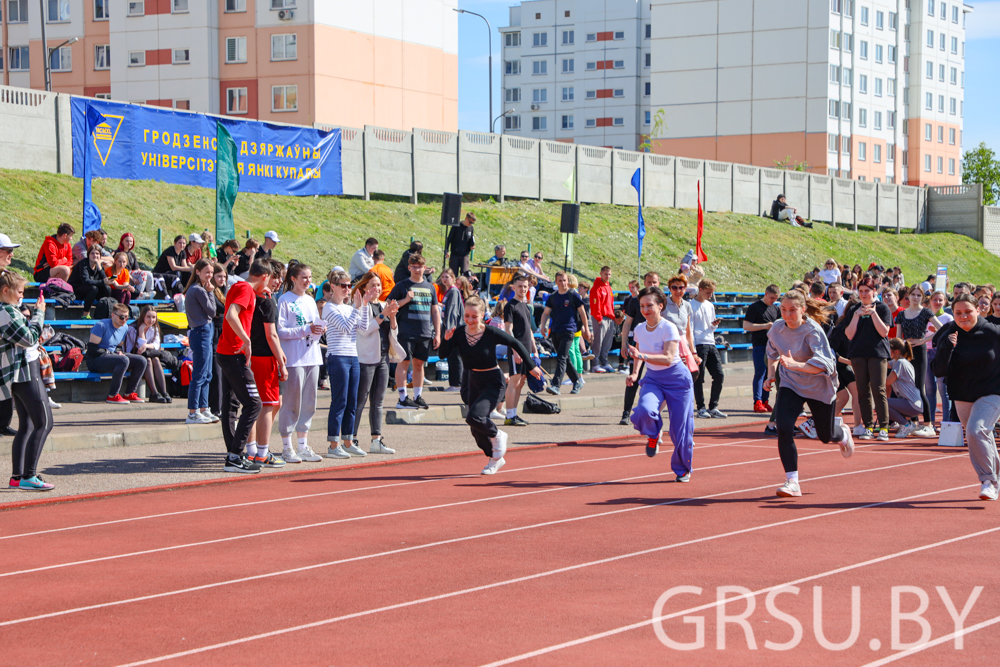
[186,284,217,329]
[766,318,838,403]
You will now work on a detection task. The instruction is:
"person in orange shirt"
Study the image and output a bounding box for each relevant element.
[370,249,395,301]
[106,252,136,306]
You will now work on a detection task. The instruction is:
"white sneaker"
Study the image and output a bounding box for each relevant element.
[492,429,509,459]
[444,386,461,392]
[297,445,323,462]
[979,481,998,501]
[912,425,937,438]
[798,418,817,439]
[839,426,854,458]
[48,397,61,409]
[201,410,221,423]
[185,412,211,424]
[282,446,302,463]
[481,457,506,475]
[489,409,505,420]
[895,422,917,439]
[326,444,351,459]
[369,438,396,454]
[852,424,867,437]
[344,442,368,457]
[776,480,802,497]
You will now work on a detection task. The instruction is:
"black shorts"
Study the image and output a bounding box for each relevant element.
[836,361,855,391]
[507,354,527,376]
[399,336,432,362]
[33,267,51,283]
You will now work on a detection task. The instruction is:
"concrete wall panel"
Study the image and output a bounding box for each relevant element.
[501,135,540,200]
[983,207,1000,258]
[539,141,576,202]
[852,181,876,228]
[759,168,784,217]
[926,185,983,241]
[577,145,612,205]
[675,157,705,210]
[457,130,500,197]
[809,174,832,223]
[338,127,366,197]
[612,150,642,206]
[704,160,733,212]
[413,128,458,196]
[732,164,760,215]
[643,153,675,208]
[364,125,413,198]
[0,86,58,173]
[783,171,810,220]
[833,178,855,228]
[899,186,919,230]
[877,183,898,231]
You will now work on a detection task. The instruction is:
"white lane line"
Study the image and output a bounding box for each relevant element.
[0,438,766,542]
[481,508,996,666]
[113,481,978,667]
[859,613,1000,666]
[0,455,951,630]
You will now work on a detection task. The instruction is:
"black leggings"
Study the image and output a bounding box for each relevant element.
[10,363,54,479]
[461,368,506,457]
[74,283,111,312]
[774,387,845,473]
[0,397,12,430]
[910,344,932,423]
[218,353,262,456]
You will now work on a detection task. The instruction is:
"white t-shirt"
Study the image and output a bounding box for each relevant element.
[819,268,841,285]
[632,318,680,370]
[927,312,952,350]
[689,299,717,346]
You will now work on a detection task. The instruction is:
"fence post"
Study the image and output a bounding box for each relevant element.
[410,132,418,205]
[157,228,162,257]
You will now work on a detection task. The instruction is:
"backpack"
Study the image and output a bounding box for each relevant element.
[52,347,83,372]
[41,278,75,309]
[523,392,561,415]
[92,297,120,320]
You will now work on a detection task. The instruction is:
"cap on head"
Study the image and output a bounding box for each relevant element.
[188,233,204,244]
[0,234,21,250]
[265,230,281,243]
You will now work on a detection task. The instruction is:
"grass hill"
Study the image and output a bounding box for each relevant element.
[1,167,997,290]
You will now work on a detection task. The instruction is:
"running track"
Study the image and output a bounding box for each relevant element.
[0,423,997,666]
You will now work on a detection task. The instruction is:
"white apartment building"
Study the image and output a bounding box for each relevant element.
[499,0,651,149]
[649,0,970,186]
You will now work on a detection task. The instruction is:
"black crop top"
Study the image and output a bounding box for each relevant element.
[437,325,536,372]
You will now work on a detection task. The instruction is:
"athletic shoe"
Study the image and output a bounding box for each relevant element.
[282,447,303,463]
[858,428,875,440]
[695,408,711,419]
[912,425,937,438]
[562,379,573,386]
[202,411,221,423]
[395,397,419,410]
[676,473,691,483]
[481,457,505,475]
[582,352,595,361]
[492,430,509,459]
[444,386,461,392]
[369,439,396,454]
[48,397,61,409]
[877,428,890,442]
[888,422,900,431]
[223,456,261,474]
[798,418,817,439]
[413,396,429,410]
[326,445,351,459]
[504,415,529,427]
[764,424,778,437]
[602,364,617,373]
[618,366,629,374]
[763,401,774,412]
[618,412,630,426]
[344,443,368,457]
[489,409,505,420]
[753,400,767,413]
[708,408,728,419]
[297,445,323,462]
[646,436,660,457]
[571,379,584,394]
[8,477,19,490]
[839,425,855,458]
[895,422,918,439]
[318,379,330,390]
[256,452,286,468]
[18,476,54,491]
[979,481,998,501]
[150,394,170,404]
[106,394,130,405]
[853,424,868,437]
[776,480,801,497]
[545,384,561,396]
[123,392,143,403]
[593,366,607,373]
[185,412,211,424]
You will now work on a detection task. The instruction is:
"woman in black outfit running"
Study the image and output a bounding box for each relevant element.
[437,295,543,475]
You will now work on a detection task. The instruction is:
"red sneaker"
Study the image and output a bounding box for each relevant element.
[763,401,774,412]
[753,400,767,413]
[123,392,143,403]
[106,394,130,404]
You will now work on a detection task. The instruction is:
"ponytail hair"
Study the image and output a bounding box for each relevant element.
[889,337,913,360]
[780,290,829,326]
[465,295,487,315]
[0,270,26,294]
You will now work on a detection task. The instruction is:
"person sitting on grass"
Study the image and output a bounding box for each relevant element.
[85,302,148,405]
[770,194,811,228]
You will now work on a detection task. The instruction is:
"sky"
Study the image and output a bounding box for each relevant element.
[456,0,1000,153]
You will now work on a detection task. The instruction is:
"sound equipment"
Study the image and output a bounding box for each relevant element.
[560,203,580,234]
[441,192,463,226]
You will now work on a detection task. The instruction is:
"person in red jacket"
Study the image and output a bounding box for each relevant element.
[590,265,616,373]
[33,223,75,283]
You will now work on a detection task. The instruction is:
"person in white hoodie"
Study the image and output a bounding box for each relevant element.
[351,271,399,454]
[276,262,326,463]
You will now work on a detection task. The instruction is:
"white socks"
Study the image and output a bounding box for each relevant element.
[281,436,292,448]
[414,387,423,398]
[506,408,516,418]
[246,442,257,458]
[399,388,408,400]
[297,437,308,451]
[786,471,799,483]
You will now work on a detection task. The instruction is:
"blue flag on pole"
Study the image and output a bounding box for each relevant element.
[83,106,108,233]
[631,168,645,259]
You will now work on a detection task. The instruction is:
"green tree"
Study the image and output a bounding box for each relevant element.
[962,142,1000,206]
[638,109,667,153]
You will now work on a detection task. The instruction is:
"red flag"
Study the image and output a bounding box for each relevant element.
[696,181,708,263]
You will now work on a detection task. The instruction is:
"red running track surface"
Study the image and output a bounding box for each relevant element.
[0,424,997,666]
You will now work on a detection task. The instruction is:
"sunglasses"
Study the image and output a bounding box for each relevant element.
[113,313,128,320]
[669,285,685,291]
[336,283,351,289]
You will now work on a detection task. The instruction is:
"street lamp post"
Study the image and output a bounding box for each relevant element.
[454,8,492,135]
[492,108,513,134]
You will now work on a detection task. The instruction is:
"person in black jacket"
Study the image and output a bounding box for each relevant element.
[69,246,116,316]
[445,212,475,278]
[931,293,1000,501]
[437,295,543,476]
[845,275,892,441]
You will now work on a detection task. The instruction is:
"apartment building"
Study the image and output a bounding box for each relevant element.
[0,0,458,131]
[649,0,970,185]
[499,0,651,149]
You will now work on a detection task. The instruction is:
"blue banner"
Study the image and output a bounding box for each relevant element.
[71,98,342,196]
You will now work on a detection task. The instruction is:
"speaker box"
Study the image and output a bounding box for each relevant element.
[441,192,463,226]
[560,203,580,234]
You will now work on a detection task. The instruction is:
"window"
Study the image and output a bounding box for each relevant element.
[586,33,597,42]
[887,143,895,161]
[173,100,189,110]
[586,62,597,71]
[830,30,841,49]
[271,84,298,112]
[925,92,933,109]
[875,10,884,29]
[952,5,959,22]
[950,67,957,84]
[532,60,547,75]
[586,90,597,99]
[843,68,852,86]
[504,32,521,47]
[858,142,867,161]
[843,102,852,120]
[924,154,932,172]
[532,88,547,103]
[644,110,651,125]
[949,158,955,175]
[938,125,944,142]
[828,134,838,153]
[859,107,867,127]
[562,115,573,130]
[128,50,145,67]
[829,100,839,118]
[938,94,945,112]
[937,156,944,173]
[225,0,246,11]
[889,12,897,30]
[939,33,945,51]
[505,60,520,75]
[843,138,851,155]
[47,0,70,21]
[875,44,883,63]
[888,111,896,129]
[860,5,870,24]
[226,87,247,114]
[941,2,947,19]
[172,0,188,12]
[94,45,110,70]
[505,115,520,131]
[94,0,108,19]
[859,74,868,94]
[271,34,297,61]
[950,97,956,114]
[860,41,868,59]
[874,144,882,163]
[532,32,547,47]
[613,89,624,98]
[962,71,965,88]
[927,29,934,47]
[505,88,521,102]
[928,0,935,15]
[903,150,908,167]
[562,30,574,45]
[951,36,958,54]
[226,37,247,63]
[614,31,625,40]
[926,61,933,79]
[8,46,29,71]
[7,0,27,22]
[270,0,295,7]
[585,119,596,128]
[887,78,896,96]
[845,0,853,17]
[830,65,840,83]
[925,123,932,140]
[613,60,624,69]
[644,53,651,68]
[562,58,574,73]
[904,86,909,105]
[532,116,546,131]
[831,0,841,13]
[172,48,190,64]
[613,117,624,127]
[874,110,882,130]
[127,0,144,16]
[644,82,650,96]
[561,87,573,101]
[95,93,111,100]
[645,24,651,39]
[949,127,956,144]
[844,34,853,52]
[888,46,896,63]
[874,78,882,97]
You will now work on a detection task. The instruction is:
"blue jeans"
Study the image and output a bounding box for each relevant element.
[752,344,769,403]
[187,323,213,410]
[925,347,950,423]
[326,355,360,442]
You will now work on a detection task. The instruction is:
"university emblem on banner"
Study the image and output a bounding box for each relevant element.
[92,114,124,165]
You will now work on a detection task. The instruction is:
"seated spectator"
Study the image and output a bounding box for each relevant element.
[153,235,192,294]
[85,302,148,404]
[186,233,205,264]
[349,237,378,281]
[73,230,106,264]
[527,252,550,281]
[201,231,217,260]
[518,250,555,293]
[218,239,241,275]
[105,252,136,305]
[233,238,259,278]
[370,249,395,300]
[486,244,518,268]
[818,259,841,286]
[70,245,118,316]
[259,230,280,260]
[115,233,154,297]
[33,223,75,283]
[125,306,172,404]
[769,194,808,227]
[809,281,827,302]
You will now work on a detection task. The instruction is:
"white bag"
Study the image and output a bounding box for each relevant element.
[387,327,407,364]
[937,422,965,447]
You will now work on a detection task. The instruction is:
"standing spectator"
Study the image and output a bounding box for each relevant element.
[33,223,75,283]
[152,235,192,294]
[258,231,280,260]
[503,273,538,426]
[70,246,117,316]
[387,254,441,410]
[439,270,465,393]
[445,213,476,278]
[85,303,148,405]
[743,285,780,413]
[664,274,698,361]
[245,261,287,468]
[183,260,218,424]
[208,263,228,419]
[567,275,588,379]
[589,266,616,373]
[369,249,395,300]
[540,271,591,396]
[920,275,935,295]
[0,234,19,436]
[349,237,378,281]
[925,291,952,430]
[185,233,205,264]
[115,233,154,297]
[845,276,892,441]
[828,282,848,318]
[895,283,943,436]
[276,262,325,463]
[619,272,661,425]
[691,278,726,419]
[352,271,399,454]
[393,241,436,283]
[124,306,171,404]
